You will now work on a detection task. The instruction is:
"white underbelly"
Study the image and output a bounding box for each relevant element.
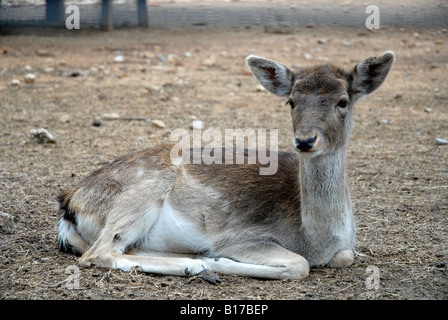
[143,201,211,254]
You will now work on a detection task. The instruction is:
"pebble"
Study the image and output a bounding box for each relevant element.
[203,56,217,67]
[30,128,57,144]
[93,116,102,126]
[317,38,327,44]
[435,138,448,145]
[304,53,312,60]
[0,211,14,234]
[114,55,125,63]
[151,119,166,128]
[264,25,294,34]
[102,113,120,120]
[24,73,36,84]
[59,114,71,123]
[190,120,204,130]
[156,54,167,63]
[25,65,32,71]
[377,119,388,125]
[11,79,21,86]
[69,69,82,77]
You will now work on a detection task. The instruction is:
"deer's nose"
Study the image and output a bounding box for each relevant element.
[295,136,317,151]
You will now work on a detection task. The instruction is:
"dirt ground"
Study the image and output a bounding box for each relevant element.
[0,6,447,301]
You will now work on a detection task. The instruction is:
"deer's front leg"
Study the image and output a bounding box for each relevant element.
[204,242,310,280]
[327,249,354,268]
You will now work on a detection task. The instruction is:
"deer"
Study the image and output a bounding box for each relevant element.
[57,51,395,283]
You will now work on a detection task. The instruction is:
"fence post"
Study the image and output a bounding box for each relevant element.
[137,0,148,27]
[137,0,149,27]
[101,0,113,31]
[46,0,65,25]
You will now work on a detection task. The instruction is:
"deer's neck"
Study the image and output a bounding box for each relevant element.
[299,149,352,229]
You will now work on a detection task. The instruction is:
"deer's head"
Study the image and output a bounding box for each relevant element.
[247,52,395,158]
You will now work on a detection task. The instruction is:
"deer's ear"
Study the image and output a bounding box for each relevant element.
[246,55,293,98]
[351,51,395,97]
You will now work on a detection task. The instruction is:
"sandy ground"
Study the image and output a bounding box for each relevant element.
[0,2,447,301]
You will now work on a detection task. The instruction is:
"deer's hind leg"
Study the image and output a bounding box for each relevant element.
[79,232,219,282]
[78,201,219,283]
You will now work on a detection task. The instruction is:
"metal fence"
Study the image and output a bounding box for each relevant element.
[1,0,447,32]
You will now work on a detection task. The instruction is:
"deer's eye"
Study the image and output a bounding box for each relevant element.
[287,99,296,109]
[337,99,349,108]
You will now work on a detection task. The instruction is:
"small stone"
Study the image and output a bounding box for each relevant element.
[156,54,167,62]
[255,84,266,92]
[30,128,57,144]
[203,56,217,67]
[304,53,312,60]
[24,73,36,84]
[25,65,32,71]
[102,113,120,120]
[114,55,125,63]
[36,50,53,57]
[93,116,102,126]
[69,69,82,77]
[342,41,351,46]
[59,114,70,123]
[166,54,179,64]
[190,120,204,130]
[151,119,166,128]
[306,22,315,28]
[0,211,14,234]
[424,108,431,113]
[317,38,327,44]
[377,119,388,125]
[394,93,403,100]
[435,138,448,145]
[11,79,21,86]
[264,25,294,34]
[143,51,156,59]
